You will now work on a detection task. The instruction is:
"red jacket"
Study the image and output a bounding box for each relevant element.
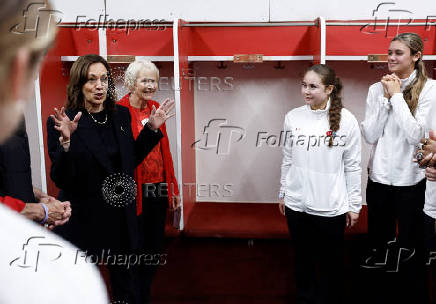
[0,196,26,212]
[118,94,179,215]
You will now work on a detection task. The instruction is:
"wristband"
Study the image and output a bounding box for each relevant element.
[39,203,48,224]
[146,121,158,133]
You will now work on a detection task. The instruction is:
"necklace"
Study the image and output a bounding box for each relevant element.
[87,111,108,125]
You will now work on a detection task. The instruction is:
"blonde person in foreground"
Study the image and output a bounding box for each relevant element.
[278,64,361,304]
[0,0,108,303]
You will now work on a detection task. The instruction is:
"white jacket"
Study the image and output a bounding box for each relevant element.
[425,92,436,219]
[279,100,362,217]
[361,70,436,186]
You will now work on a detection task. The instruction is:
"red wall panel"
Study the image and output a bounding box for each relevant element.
[326,20,436,56]
[187,25,315,56]
[107,28,173,56]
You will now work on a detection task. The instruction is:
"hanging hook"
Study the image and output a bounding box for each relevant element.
[217,61,227,69]
[274,61,285,70]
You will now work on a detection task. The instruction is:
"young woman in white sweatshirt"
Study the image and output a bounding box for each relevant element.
[279,64,362,304]
[361,32,435,303]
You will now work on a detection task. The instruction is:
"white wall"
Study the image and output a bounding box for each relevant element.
[193,61,395,203]
[52,0,436,22]
[24,91,43,192]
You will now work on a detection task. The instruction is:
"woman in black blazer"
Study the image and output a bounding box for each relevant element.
[47,54,174,304]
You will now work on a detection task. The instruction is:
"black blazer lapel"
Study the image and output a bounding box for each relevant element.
[74,112,114,174]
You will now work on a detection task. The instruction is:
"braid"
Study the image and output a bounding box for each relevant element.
[306,64,344,147]
[328,77,343,147]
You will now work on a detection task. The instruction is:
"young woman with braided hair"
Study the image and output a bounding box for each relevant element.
[279,64,362,304]
[361,32,436,303]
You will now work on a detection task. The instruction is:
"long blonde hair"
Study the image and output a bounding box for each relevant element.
[391,33,427,115]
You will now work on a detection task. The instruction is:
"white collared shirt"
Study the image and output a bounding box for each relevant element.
[280,100,362,217]
[361,70,436,186]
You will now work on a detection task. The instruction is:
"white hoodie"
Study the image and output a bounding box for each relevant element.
[424,90,436,219]
[279,99,362,217]
[361,70,435,186]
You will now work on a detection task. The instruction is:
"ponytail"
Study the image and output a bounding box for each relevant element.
[392,33,428,115]
[402,59,427,115]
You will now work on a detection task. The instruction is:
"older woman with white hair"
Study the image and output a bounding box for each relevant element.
[118,59,180,303]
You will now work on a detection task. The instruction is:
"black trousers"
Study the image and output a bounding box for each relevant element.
[286,207,346,304]
[425,213,436,304]
[108,264,137,304]
[136,182,169,304]
[365,178,428,303]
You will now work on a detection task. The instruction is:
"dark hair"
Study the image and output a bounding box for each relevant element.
[306,64,343,147]
[391,32,427,115]
[65,54,116,111]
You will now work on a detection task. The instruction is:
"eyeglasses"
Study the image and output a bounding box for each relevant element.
[86,76,109,86]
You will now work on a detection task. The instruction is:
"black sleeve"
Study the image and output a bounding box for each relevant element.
[0,120,36,202]
[46,116,76,190]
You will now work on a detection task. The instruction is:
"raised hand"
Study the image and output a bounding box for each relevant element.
[148,98,175,130]
[50,107,82,141]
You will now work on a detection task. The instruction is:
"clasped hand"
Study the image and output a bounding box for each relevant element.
[381,74,401,99]
[415,130,436,181]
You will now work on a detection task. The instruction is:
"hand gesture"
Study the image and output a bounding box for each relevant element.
[426,166,436,181]
[40,197,72,229]
[416,130,436,168]
[346,211,359,228]
[278,199,285,216]
[50,107,82,141]
[381,74,401,98]
[148,98,175,130]
[171,195,181,210]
